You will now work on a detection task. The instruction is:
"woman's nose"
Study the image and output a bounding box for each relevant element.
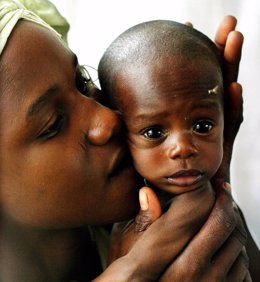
[86,101,121,146]
[167,132,198,160]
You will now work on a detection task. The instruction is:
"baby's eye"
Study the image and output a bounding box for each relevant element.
[143,127,165,140]
[38,113,65,140]
[193,120,214,134]
[76,65,95,96]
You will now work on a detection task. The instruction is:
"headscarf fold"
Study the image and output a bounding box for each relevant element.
[0,0,70,55]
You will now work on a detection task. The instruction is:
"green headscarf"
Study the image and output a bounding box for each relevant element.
[0,0,70,55]
[19,0,70,41]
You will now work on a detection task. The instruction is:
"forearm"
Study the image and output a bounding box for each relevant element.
[238,207,260,281]
[159,185,216,254]
[100,184,248,281]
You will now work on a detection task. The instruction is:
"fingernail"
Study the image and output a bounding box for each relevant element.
[139,189,149,211]
[223,182,232,193]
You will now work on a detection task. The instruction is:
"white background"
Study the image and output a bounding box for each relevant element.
[51,0,260,246]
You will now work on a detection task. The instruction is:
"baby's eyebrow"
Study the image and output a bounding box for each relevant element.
[192,99,222,110]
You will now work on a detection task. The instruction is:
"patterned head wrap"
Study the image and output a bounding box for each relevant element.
[0,0,70,55]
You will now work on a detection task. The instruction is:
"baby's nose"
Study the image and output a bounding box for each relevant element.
[168,132,198,160]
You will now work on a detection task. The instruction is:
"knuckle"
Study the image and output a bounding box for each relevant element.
[241,247,250,269]
[183,255,204,277]
[213,207,236,232]
[233,226,247,246]
[135,213,152,232]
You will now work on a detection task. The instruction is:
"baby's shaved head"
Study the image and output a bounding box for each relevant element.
[98,20,222,100]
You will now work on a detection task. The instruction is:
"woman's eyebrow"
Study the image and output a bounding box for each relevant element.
[26,53,78,121]
[26,86,58,120]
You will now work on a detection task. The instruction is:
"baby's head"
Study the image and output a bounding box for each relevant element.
[98,20,224,194]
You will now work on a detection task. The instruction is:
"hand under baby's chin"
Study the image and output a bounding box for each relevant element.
[150,181,214,212]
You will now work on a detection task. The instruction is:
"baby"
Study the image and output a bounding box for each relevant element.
[98,20,224,207]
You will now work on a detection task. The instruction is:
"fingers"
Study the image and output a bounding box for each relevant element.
[160,233,249,282]
[225,82,243,127]
[244,271,253,282]
[211,232,247,278]
[223,82,243,165]
[184,21,193,27]
[215,15,244,84]
[223,31,244,83]
[215,15,237,52]
[189,16,243,84]
[124,187,215,278]
[212,16,243,185]
[108,187,162,262]
[224,30,244,65]
[159,185,248,281]
[178,184,240,262]
[213,82,243,184]
[135,187,162,232]
[226,248,251,282]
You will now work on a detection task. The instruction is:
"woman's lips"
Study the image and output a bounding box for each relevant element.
[166,169,204,186]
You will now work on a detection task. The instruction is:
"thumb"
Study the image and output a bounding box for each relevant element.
[135,187,162,232]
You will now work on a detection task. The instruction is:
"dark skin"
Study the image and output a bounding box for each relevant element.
[0,16,258,282]
[114,56,224,196]
[0,20,138,281]
[103,38,224,268]
[104,185,250,282]
[213,17,260,280]
[98,17,259,281]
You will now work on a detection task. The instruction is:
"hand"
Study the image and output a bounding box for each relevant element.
[93,184,248,282]
[108,185,215,264]
[214,17,260,281]
[185,16,244,184]
[159,183,250,282]
[107,187,162,264]
[213,16,244,184]
[214,15,243,83]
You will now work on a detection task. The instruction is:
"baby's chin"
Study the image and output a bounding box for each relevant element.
[147,178,212,211]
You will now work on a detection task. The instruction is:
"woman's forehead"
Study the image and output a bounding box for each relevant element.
[0,21,72,99]
[3,20,67,62]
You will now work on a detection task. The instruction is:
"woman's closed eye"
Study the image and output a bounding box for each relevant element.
[193,119,214,135]
[38,113,65,140]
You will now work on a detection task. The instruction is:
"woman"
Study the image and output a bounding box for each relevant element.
[0,0,255,281]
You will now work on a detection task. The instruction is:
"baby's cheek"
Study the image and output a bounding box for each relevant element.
[130,148,158,180]
[207,142,223,178]
[127,135,162,178]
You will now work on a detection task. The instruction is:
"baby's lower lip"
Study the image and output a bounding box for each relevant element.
[166,172,204,186]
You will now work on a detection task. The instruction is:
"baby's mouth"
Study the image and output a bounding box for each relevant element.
[166,169,205,186]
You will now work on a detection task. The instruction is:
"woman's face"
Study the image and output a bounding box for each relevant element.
[0,21,140,228]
